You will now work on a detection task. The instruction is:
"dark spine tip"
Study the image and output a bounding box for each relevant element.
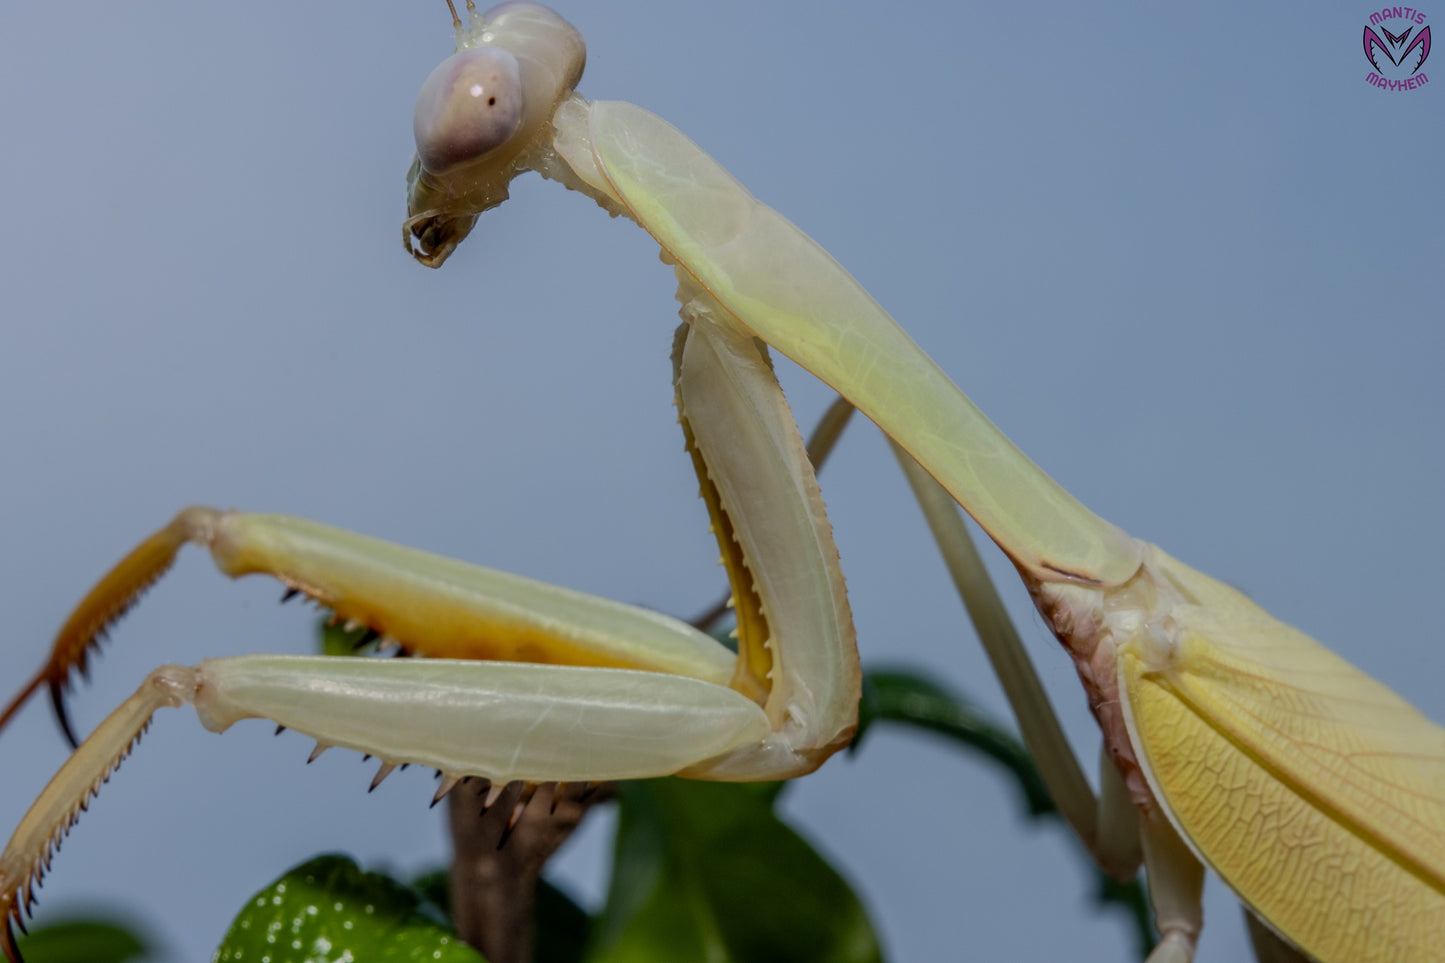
[5,914,27,963]
[47,679,81,751]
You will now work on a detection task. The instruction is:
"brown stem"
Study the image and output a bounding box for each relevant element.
[447,781,612,963]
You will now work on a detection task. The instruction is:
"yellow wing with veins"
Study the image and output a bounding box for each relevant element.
[1121,551,1445,962]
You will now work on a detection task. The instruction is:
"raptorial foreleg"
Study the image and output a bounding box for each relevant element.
[0,653,769,953]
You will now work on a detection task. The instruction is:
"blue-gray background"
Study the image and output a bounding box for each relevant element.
[1,2,1440,960]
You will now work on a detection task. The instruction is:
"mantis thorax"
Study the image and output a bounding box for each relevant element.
[1025,544,1188,813]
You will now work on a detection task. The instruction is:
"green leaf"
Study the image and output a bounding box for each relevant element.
[14,918,148,963]
[214,854,484,963]
[858,666,1156,957]
[533,878,592,963]
[588,779,881,963]
[409,868,592,963]
[318,617,374,657]
[857,668,1052,816]
[408,868,451,923]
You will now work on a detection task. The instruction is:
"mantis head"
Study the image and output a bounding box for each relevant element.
[404,1,585,266]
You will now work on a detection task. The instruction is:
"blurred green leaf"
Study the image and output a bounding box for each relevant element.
[409,868,451,922]
[588,779,881,963]
[857,668,1051,815]
[214,854,484,962]
[858,666,1156,957]
[410,868,591,963]
[14,918,148,963]
[534,878,592,963]
[319,617,374,656]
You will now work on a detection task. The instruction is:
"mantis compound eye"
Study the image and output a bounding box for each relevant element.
[413,47,524,175]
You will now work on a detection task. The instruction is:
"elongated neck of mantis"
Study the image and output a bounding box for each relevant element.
[539,94,1143,589]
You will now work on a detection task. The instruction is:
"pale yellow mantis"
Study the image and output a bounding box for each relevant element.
[2,1,1445,960]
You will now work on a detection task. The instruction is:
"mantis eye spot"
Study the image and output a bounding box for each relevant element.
[413,47,524,175]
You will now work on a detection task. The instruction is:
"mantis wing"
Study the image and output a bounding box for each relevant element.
[1121,552,1445,961]
[582,100,1142,589]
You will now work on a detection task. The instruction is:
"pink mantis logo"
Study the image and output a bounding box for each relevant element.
[1364,7,1432,90]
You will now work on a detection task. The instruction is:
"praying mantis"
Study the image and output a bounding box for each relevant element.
[2,1,1445,960]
